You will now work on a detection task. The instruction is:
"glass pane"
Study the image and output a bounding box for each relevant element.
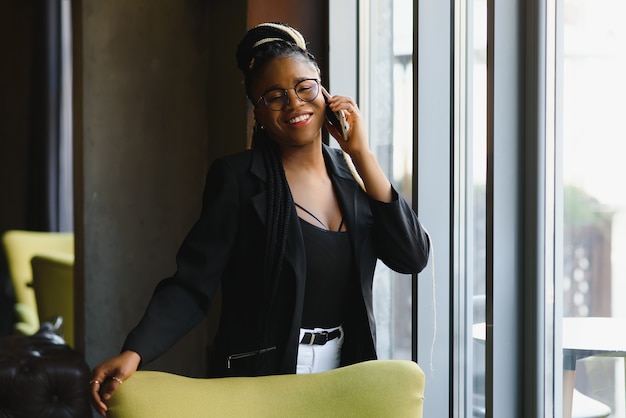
[471,0,487,416]
[456,0,487,414]
[363,0,414,360]
[562,1,626,417]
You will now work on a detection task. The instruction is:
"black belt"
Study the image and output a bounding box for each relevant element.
[300,329,342,345]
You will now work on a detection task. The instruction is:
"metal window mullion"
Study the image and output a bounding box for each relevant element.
[485,0,525,416]
[452,0,472,416]
[415,0,453,416]
[523,0,560,416]
[522,1,558,417]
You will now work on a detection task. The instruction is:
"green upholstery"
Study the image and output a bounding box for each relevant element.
[31,251,75,348]
[107,360,425,418]
[13,303,39,335]
[1,230,74,335]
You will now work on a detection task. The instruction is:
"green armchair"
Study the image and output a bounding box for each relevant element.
[1,230,74,335]
[107,359,425,418]
[31,251,75,347]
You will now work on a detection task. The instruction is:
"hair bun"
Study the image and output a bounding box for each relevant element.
[236,22,307,73]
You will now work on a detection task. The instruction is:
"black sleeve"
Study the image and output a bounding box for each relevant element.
[369,187,430,274]
[122,157,240,365]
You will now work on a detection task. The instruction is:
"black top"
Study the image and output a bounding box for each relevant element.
[299,217,353,328]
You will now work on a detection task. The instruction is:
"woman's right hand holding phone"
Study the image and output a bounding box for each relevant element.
[321,88,367,151]
[322,88,393,203]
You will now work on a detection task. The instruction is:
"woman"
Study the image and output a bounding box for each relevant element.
[89,22,430,416]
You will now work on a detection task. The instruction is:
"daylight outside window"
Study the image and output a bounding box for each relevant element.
[362,0,415,362]
[561,1,626,416]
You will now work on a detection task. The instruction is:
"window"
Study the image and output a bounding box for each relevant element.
[459,0,626,416]
[330,0,416,362]
[330,0,453,415]
[362,0,415,362]
[457,0,552,416]
[561,0,626,416]
[469,0,488,415]
[330,0,595,416]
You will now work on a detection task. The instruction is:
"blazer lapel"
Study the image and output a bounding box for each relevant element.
[249,149,306,289]
[249,148,306,363]
[323,146,372,278]
[250,145,370,288]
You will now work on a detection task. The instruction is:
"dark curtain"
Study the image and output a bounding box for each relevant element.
[27,0,62,232]
[0,0,72,337]
[28,0,73,233]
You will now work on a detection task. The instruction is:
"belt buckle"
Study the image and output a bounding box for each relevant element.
[307,331,330,345]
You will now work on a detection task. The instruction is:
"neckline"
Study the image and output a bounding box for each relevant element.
[294,202,345,232]
[298,217,347,234]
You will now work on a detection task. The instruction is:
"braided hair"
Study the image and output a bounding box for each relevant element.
[235,23,319,320]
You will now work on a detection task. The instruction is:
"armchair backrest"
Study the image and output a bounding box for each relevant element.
[107,359,425,418]
[31,251,75,347]
[1,230,74,335]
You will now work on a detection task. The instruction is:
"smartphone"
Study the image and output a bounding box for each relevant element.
[323,89,349,141]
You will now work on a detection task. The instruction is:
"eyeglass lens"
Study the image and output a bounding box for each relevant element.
[262,79,319,111]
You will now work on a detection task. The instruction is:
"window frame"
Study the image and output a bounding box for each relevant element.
[426,0,559,414]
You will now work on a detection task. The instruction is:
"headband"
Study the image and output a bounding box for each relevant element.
[236,22,308,73]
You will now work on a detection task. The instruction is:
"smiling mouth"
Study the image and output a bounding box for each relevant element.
[288,114,311,124]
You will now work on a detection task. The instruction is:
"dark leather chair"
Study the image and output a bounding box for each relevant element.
[0,324,91,417]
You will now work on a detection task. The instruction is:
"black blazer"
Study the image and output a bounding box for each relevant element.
[123,144,430,377]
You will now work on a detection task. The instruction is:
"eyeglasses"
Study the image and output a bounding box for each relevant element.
[256,78,320,111]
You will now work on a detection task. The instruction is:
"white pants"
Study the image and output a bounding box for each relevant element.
[296,325,344,374]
